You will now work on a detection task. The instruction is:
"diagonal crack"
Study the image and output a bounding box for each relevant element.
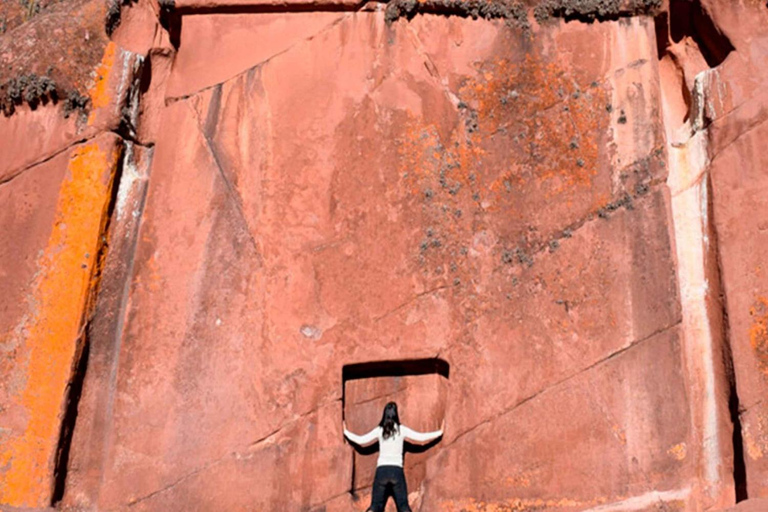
[373,285,450,322]
[347,383,412,409]
[441,318,682,451]
[186,101,262,257]
[0,91,157,187]
[740,399,764,416]
[122,397,342,509]
[307,488,356,510]
[502,173,668,271]
[245,396,342,449]
[709,110,768,164]
[125,457,225,508]
[0,134,97,188]
[406,25,461,110]
[166,14,349,104]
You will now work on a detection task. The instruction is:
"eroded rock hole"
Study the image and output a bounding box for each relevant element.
[655,12,692,126]
[654,1,733,129]
[669,0,734,68]
[342,359,450,497]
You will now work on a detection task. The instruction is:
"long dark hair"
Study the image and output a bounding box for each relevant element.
[379,401,400,440]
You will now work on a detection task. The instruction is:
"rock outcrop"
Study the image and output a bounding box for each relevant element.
[1,0,767,510]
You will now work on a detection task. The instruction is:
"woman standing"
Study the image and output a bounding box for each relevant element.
[343,401,444,512]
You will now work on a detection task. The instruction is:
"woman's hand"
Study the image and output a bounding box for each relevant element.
[440,418,445,432]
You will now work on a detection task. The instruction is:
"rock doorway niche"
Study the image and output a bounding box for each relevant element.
[342,358,450,496]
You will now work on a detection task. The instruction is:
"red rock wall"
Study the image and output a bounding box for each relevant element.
[0,0,144,506]
[1,0,767,511]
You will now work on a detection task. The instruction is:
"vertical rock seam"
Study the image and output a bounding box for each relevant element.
[51,139,133,505]
[656,0,746,506]
[710,171,749,502]
[0,136,122,507]
[48,48,151,505]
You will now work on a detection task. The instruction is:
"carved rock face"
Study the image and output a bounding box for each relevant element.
[1,1,768,510]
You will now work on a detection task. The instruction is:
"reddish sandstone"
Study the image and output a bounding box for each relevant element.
[0,0,767,510]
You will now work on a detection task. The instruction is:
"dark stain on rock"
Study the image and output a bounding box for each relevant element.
[502,247,534,267]
[534,0,661,24]
[385,0,530,30]
[597,193,633,219]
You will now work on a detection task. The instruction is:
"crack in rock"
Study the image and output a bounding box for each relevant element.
[442,319,682,451]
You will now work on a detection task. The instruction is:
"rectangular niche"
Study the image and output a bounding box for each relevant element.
[342,358,450,495]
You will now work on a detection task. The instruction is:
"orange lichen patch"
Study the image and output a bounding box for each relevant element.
[392,51,612,283]
[744,429,764,460]
[743,409,768,462]
[440,497,688,512]
[439,496,609,511]
[749,296,768,378]
[611,424,627,445]
[395,53,609,219]
[504,471,535,488]
[397,119,445,189]
[87,42,118,125]
[667,442,687,461]
[0,139,120,507]
[397,116,483,189]
[457,55,607,200]
[395,112,484,277]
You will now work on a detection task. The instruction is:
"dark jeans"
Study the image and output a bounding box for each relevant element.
[368,465,412,512]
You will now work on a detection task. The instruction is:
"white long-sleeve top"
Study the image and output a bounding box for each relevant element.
[344,424,443,467]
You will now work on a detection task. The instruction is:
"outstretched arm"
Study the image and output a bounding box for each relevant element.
[401,424,443,443]
[343,423,380,446]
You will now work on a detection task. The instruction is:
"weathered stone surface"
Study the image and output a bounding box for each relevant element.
[0,132,122,507]
[0,42,142,184]
[174,0,361,9]
[0,0,109,116]
[60,10,693,511]
[165,12,345,99]
[0,506,54,512]
[682,0,768,499]
[61,142,154,507]
[709,119,768,497]
[427,326,690,509]
[0,1,148,504]
[109,0,165,55]
[726,498,768,512]
[1,0,768,509]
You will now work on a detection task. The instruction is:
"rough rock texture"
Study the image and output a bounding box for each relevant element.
[0,0,109,117]
[1,0,768,510]
[726,498,768,512]
[0,132,123,506]
[658,0,768,501]
[0,0,148,507]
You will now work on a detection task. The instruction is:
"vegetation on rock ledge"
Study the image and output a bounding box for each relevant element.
[384,0,661,26]
[0,73,56,116]
[385,0,530,30]
[534,0,662,23]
